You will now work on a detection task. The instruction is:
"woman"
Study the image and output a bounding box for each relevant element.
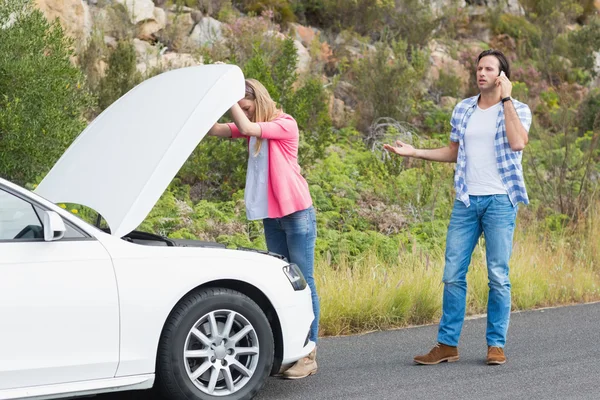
[208,79,319,379]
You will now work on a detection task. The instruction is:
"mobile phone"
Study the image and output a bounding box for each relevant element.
[500,71,506,77]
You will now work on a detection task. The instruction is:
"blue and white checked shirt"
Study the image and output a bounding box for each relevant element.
[450,95,532,207]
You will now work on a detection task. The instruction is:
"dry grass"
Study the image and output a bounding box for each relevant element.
[316,205,600,336]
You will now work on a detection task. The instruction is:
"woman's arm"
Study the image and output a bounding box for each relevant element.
[230,103,262,137]
[207,123,232,137]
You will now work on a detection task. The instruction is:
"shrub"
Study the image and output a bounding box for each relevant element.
[97,40,142,112]
[223,12,281,66]
[430,70,463,102]
[489,12,541,58]
[385,0,436,49]
[0,0,94,185]
[233,0,296,24]
[350,39,427,133]
[291,0,395,35]
[577,89,600,135]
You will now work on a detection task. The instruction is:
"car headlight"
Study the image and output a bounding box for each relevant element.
[282,263,307,291]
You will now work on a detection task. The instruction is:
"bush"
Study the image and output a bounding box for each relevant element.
[385,0,436,49]
[178,138,248,202]
[244,37,334,164]
[222,12,281,66]
[489,12,541,58]
[350,39,427,133]
[430,70,463,102]
[564,16,600,78]
[286,77,333,165]
[577,89,600,135]
[291,0,394,35]
[234,0,296,24]
[0,0,94,185]
[97,40,142,112]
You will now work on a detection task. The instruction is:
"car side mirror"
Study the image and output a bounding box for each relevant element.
[43,211,66,242]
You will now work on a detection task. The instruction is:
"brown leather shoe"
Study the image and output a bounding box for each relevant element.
[414,343,459,365]
[487,346,507,365]
[282,348,317,379]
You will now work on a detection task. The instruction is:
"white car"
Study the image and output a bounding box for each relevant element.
[0,65,315,400]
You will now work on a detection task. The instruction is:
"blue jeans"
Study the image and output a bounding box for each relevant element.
[437,195,518,348]
[263,206,320,343]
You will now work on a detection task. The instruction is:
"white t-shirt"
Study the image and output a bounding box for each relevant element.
[464,102,507,195]
[244,137,269,220]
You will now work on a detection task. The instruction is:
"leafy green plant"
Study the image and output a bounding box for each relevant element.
[0,0,94,185]
[97,40,141,112]
[351,39,427,133]
[234,0,296,23]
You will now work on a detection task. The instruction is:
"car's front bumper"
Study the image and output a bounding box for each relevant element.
[277,286,316,365]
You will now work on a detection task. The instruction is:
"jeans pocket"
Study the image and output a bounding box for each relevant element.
[493,194,512,205]
[286,209,308,220]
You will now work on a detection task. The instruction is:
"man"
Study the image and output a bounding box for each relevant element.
[384,49,532,365]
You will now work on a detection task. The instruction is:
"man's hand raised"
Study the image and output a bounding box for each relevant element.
[383,140,417,158]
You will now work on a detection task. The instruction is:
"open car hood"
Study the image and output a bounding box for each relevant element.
[35,64,244,237]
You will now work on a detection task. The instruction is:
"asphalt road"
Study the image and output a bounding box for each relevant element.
[96,302,600,400]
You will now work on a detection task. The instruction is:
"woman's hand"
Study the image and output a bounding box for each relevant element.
[230,103,262,137]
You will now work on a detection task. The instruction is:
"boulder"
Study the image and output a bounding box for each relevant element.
[288,22,318,47]
[189,16,223,47]
[35,0,92,41]
[136,6,166,40]
[427,40,471,93]
[115,0,155,24]
[294,40,311,75]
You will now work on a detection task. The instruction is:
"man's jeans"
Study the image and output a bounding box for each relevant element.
[437,195,518,348]
[263,206,320,343]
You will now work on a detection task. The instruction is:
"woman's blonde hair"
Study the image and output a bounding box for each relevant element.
[244,79,281,156]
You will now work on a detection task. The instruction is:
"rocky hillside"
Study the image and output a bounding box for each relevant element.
[35,0,600,126]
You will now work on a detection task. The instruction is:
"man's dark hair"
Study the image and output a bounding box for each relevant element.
[477,49,510,79]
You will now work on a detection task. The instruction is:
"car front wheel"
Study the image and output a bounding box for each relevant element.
[157,288,274,400]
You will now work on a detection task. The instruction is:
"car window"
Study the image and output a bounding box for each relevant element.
[33,205,86,239]
[0,189,44,240]
[0,189,87,241]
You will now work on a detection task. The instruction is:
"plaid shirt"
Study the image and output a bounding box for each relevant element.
[450,95,532,207]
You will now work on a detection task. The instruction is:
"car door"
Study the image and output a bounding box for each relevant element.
[0,187,120,390]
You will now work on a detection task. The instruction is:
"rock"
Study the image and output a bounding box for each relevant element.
[329,96,347,128]
[429,0,524,17]
[133,37,159,60]
[489,34,517,54]
[294,40,311,75]
[594,51,600,77]
[136,7,166,40]
[427,40,471,93]
[136,51,201,75]
[334,81,358,109]
[332,34,377,64]
[191,10,203,24]
[153,7,167,27]
[159,11,194,51]
[35,0,92,41]
[189,16,223,47]
[429,0,466,17]
[104,35,118,49]
[440,96,458,109]
[288,22,318,47]
[115,0,155,24]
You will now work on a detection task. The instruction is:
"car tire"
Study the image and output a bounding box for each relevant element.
[157,288,274,400]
